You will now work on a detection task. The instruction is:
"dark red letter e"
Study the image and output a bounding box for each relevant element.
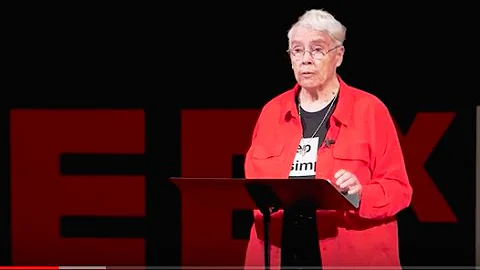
[10,109,145,266]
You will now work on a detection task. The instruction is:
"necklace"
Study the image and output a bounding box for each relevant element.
[298,93,338,156]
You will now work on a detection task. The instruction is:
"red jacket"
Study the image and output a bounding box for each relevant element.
[244,76,413,268]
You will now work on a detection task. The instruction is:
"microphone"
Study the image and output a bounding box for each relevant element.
[325,139,335,148]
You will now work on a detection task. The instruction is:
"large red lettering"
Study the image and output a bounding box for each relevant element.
[10,109,145,266]
[395,112,456,223]
[173,178,256,266]
[180,110,260,266]
[181,110,260,178]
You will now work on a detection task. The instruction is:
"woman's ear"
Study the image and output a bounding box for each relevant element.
[336,46,345,67]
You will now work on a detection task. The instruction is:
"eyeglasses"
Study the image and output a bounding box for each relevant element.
[287,45,342,60]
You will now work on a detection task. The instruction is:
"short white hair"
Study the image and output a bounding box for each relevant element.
[287,9,347,46]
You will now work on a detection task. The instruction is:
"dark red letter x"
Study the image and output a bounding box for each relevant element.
[396,112,457,223]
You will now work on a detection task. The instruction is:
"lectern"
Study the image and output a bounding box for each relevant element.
[169,177,359,269]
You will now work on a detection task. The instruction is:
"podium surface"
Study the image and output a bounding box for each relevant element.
[169,177,359,267]
[170,177,359,210]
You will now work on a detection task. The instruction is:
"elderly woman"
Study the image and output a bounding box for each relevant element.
[244,9,412,269]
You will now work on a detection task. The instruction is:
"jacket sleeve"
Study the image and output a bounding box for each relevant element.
[244,103,278,179]
[244,106,285,226]
[357,101,413,220]
[244,109,261,179]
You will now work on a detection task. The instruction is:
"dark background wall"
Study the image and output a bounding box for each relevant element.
[2,1,479,267]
